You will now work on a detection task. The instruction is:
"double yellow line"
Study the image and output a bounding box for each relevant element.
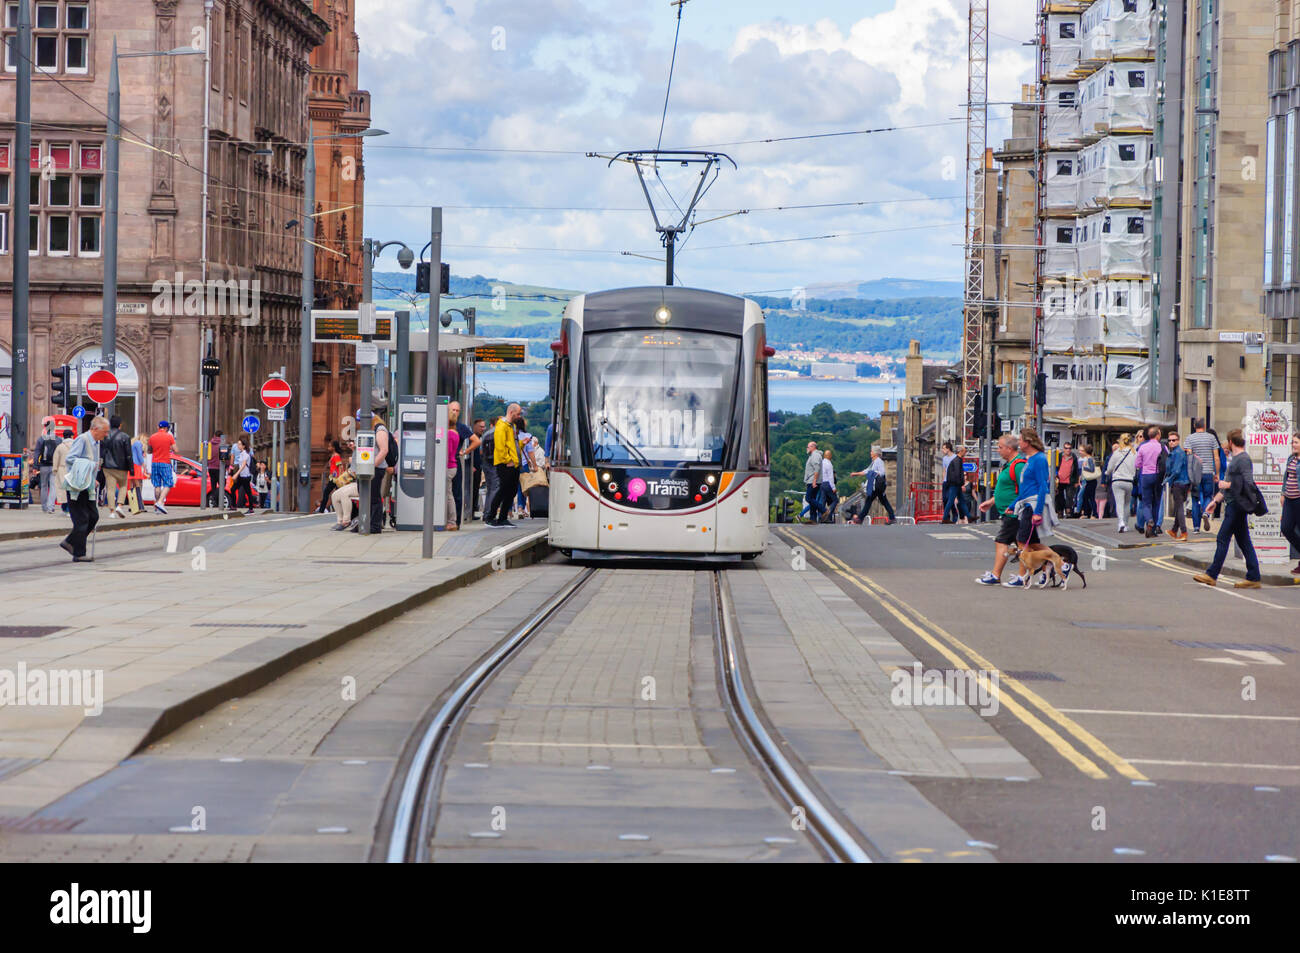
[783,530,1146,782]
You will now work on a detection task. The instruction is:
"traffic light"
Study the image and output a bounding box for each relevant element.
[990,384,1004,438]
[51,364,70,411]
[1034,371,1047,410]
[973,387,987,438]
[415,262,451,295]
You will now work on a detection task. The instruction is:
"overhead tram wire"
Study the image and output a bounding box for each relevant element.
[656,0,689,153]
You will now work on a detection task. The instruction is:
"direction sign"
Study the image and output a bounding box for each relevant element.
[963,461,977,473]
[242,415,261,434]
[267,408,286,422]
[85,369,119,405]
[261,378,293,409]
[72,405,86,420]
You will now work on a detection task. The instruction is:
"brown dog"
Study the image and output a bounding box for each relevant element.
[1006,543,1068,590]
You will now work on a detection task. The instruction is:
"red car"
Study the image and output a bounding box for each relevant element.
[141,455,210,506]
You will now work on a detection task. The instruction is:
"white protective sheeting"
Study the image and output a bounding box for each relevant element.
[1080,64,1155,134]
[1042,280,1102,352]
[1045,152,1080,209]
[1082,0,1156,60]
[1076,209,1152,276]
[1078,135,1153,207]
[1044,354,1108,420]
[1047,14,1082,77]
[1099,278,1153,348]
[1045,83,1082,148]
[1105,355,1151,420]
[1043,220,1080,278]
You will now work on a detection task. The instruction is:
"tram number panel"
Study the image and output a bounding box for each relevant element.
[595,467,722,510]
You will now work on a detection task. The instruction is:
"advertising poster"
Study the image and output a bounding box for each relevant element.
[1245,402,1294,563]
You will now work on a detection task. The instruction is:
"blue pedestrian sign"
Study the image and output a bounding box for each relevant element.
[242,415,261,434]
[72,406,86,420]
[963,461,977,473]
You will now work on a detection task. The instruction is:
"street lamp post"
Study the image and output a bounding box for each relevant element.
[104,43,202,417]
[356,238,414,534]
[298,128,387,513]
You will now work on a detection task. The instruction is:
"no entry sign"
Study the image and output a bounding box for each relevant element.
[261,378,293,410]
[85,369,119,405]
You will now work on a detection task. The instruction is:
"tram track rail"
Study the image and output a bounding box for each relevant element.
[383,564,878,863]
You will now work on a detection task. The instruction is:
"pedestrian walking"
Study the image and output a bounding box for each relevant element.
[101,415,133,519]
[1001,428,1062,588]
[941,441,965,523]
[449,401,479,525]
[51,428,75,514]
[1163,430,1190,540]
[229,438,255,513]
[819,448,838,523]
[486,404,523,527]
[59,416,108,562]
[800,441,823,523]
[148,421,177,514]
[206,430,224,507]
[849,447,896,524]
[1055,441,1080,518]
[1076,444,1100,518]
[1135,426,1164,537]
[1184,419,1220,533]
[34,422,59,514]
[255,461,271,509]
[1106,434,1136,533]
[1195,429,1263,589]
[445,420,461,530]
[975,433,1044,585]
[1282,433,1300,576]
[365,411,395,533]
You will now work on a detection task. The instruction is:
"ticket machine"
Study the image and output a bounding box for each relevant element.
[394,394,448,531]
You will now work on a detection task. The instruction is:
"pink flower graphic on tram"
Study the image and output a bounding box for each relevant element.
[627,478,648,502]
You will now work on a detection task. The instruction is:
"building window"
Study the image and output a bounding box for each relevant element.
[3,138,104,257]
[1265,116,1279,286]
[3,0,92,76]
[1118,143,1137,162]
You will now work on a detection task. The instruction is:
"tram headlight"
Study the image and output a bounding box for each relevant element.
[706,474,716,485]
[654,306,672,325]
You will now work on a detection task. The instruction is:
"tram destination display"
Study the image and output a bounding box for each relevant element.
[473,343,527,364]
[311,310,395,345]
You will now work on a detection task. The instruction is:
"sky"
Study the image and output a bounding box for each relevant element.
[357,0,1038,296]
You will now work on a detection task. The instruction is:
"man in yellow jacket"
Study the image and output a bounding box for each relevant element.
[487,403,522,527]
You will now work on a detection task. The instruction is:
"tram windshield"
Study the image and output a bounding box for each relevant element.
[584,329,739,466]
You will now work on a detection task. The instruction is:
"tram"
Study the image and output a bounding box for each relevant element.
[546,286,770,559]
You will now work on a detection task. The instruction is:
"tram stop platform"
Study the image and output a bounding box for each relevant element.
[0,514,550,817]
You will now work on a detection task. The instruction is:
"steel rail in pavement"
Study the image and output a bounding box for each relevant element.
[385,566,599,863]
[711,570,875,863]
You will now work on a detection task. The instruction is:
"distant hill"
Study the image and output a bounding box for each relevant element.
[796,278,964,300]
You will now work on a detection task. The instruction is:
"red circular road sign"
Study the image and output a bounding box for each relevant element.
[261,378,293,409]
[85,369,119,405]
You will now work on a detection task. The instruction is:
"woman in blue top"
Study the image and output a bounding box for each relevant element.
[1003,428,1053,588]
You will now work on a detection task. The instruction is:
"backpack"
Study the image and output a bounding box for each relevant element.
[381,425,399,468]
[1186,449,1203,484]
[36,435,57,467]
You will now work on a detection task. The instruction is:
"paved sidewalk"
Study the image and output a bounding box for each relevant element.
[0,505,246,542]
[0,516,550,817]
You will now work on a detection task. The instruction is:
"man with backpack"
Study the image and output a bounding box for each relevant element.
[34,422,59,513]
[364,410,396,534]
[1194,429,1264,589]
[101,415,134,519]
[1184,419,1220,533]
[1163,430,1191,540]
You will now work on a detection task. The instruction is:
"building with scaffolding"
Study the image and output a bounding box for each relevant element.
[1031,0,1170,445]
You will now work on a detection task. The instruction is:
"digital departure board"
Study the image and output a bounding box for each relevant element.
[311,310,395,344]
[474,344,527,364]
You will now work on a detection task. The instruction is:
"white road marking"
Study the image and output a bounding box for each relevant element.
[1125,759,1300,770]
[165,531,179,554]
[1059,708,1300,722]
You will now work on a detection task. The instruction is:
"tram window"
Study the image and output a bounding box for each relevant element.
[749,359,768,469]
[584,329,740,466]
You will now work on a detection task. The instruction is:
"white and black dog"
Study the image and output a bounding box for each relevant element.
[1006,542,1088,589]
